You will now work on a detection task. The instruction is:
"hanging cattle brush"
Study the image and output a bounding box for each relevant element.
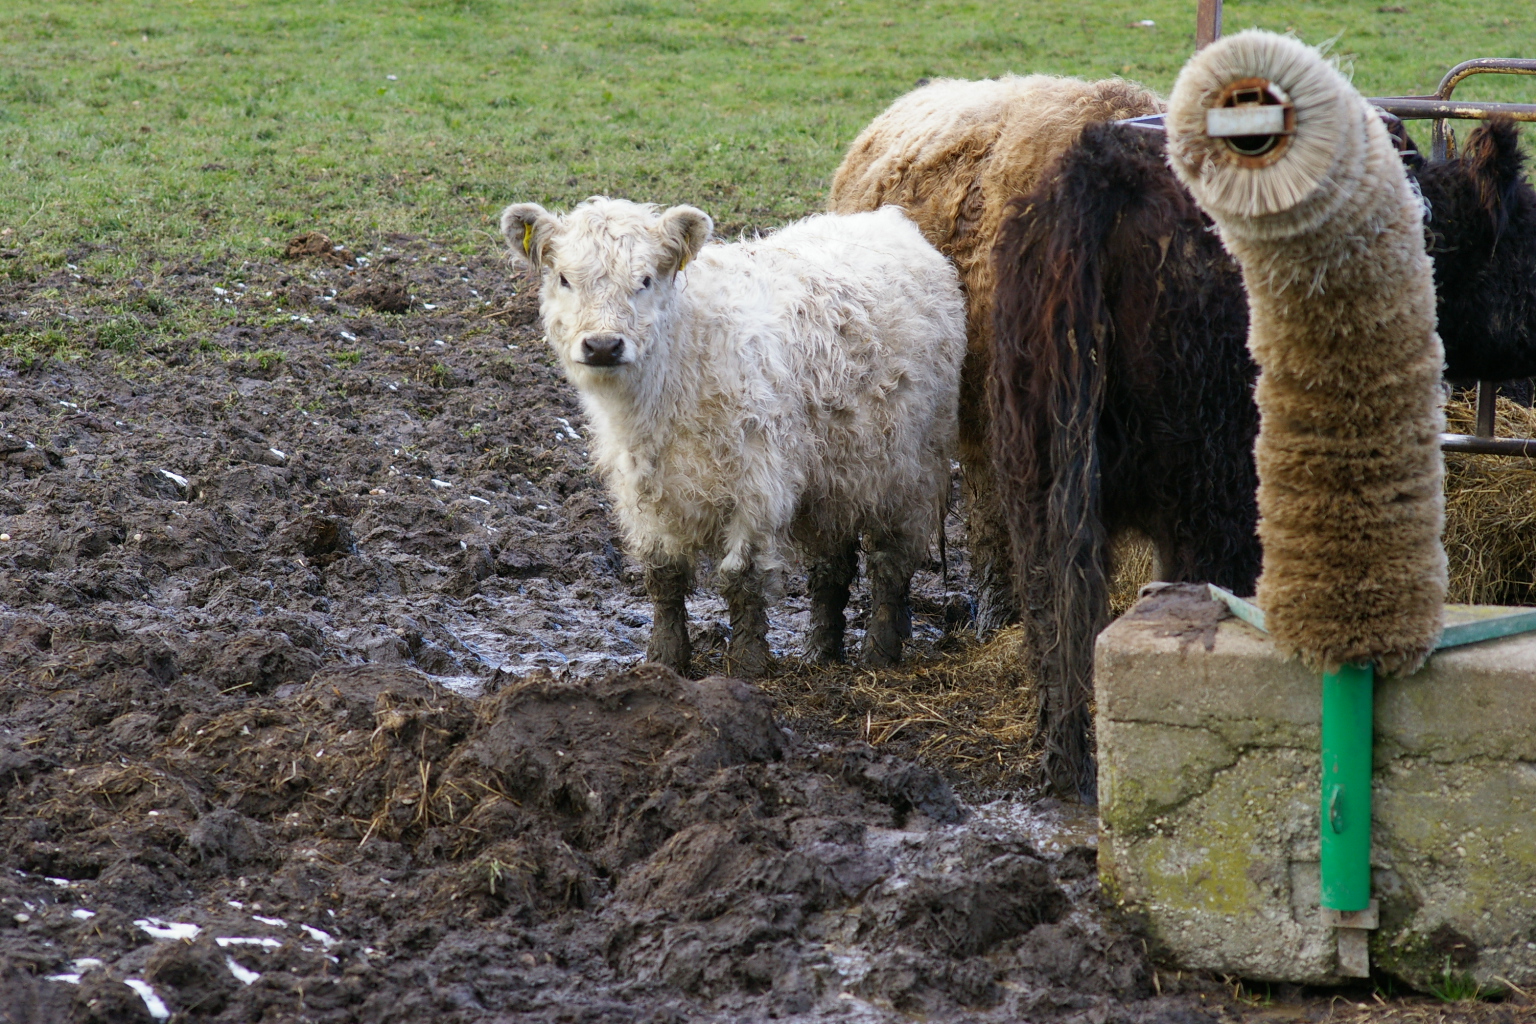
[1167,30,1447,676]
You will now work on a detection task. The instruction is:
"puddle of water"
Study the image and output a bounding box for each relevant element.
[968,797,1100,853]
[435,566,950,690]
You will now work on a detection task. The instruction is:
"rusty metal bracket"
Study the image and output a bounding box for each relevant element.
[1195,0,1222,51]
[1206,78,1297,166]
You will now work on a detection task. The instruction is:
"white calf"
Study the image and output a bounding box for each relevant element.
[499,197,965,676]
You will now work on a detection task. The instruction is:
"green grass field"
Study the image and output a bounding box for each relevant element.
[1,0,1533,266]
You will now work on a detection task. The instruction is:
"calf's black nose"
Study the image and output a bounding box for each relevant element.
[581,334,626,365]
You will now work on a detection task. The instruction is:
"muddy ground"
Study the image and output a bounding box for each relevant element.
[0,238,1522,1023]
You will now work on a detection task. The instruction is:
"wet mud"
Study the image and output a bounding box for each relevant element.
[0,235,1511,1023]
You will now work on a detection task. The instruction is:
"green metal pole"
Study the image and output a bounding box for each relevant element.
[1320,662,1374,911]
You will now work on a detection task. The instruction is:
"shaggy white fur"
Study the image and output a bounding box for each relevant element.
[499,197,967,675]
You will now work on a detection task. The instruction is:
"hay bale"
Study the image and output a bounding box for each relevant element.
[1167,31,1446,675]
[1444,394,1536,606]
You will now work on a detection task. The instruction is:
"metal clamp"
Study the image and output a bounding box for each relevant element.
[1323,900,1379,978]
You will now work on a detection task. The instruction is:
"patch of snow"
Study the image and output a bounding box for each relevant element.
[124,980,171,1020]
[300,924,338,948]
[134,918,201,941]
[226,957,261,985]
[215,936,283,949]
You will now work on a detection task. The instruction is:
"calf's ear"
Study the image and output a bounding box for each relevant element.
[657,205,713,275]
[499,203,556,273]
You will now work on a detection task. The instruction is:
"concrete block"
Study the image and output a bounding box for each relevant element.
[1096,586,1536,988]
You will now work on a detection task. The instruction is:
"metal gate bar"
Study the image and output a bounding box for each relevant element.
[1188,1,1536,458]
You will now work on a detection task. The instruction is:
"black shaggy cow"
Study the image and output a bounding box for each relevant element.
[990,118,1536,800]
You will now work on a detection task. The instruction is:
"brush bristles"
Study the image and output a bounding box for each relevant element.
[1167,31,1359,228]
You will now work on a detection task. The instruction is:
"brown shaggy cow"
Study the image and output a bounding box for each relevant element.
[829,75,1162,634]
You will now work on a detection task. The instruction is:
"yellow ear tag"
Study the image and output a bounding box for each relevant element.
[678,253,689,272]
[521,222,533,256]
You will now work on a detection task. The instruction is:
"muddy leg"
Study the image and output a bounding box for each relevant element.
[960,354,1018,634]
[719,562,770,678]
[862,538,916,668]
[645,559,693,675]
[805,540,859,663]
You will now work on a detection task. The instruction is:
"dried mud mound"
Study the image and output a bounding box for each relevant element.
[0,663,1192,1023]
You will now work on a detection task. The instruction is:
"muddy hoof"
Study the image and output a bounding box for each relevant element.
[725,640,769,679]
[973,583,1018,635]
[803,630,845,665]
[646,633,692,676]
[863,608,905,667]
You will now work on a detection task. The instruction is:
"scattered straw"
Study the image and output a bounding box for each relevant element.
[1444,393,1536,607]
[754,626,1039,797]
[1108,533,1155,616]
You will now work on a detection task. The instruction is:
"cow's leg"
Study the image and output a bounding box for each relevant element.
[645,558,693,675]
[806,539,859,663]
[960,348,1018,634]
[863,534,917,668]
[719,559,770,678]
[1142,441,1262,598]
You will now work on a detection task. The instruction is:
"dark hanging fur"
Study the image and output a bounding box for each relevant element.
[1418,120,1536,384]
[989,122,1255,800]
[989,117,1536,801]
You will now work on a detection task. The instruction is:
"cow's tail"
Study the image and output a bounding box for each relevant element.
[988,121,1171,801]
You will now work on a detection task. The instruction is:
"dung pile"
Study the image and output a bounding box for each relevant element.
[0,660,1200,1023]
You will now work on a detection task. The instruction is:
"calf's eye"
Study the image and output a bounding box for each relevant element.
[559,274,571,288]
[641,275,652,289]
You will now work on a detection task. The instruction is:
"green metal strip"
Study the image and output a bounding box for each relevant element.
[1205,586,1536,651]
[1320,663,1375,912]
[1438,606,1536,650]
[1206,584,1267,633]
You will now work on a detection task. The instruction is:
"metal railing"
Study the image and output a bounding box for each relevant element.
[1192,0,1536,458]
